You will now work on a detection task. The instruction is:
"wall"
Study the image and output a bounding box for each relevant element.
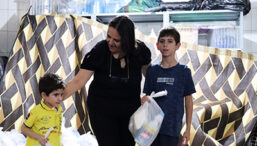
[0,0,29,57]
[243,0,257,54]
[0,0,257,57]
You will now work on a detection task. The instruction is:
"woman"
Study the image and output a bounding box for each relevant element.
[63,15,151,146]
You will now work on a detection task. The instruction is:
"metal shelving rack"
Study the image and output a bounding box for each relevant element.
[86,10,243,50]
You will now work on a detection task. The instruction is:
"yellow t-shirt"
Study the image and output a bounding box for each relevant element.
[24,100,63,146]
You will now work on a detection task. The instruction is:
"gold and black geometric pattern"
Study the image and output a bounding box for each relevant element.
[0,14,85,134]
[178,43,257,145]
[0,13,256,146]
[0,14,156,135]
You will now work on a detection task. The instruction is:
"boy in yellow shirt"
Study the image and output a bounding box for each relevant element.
[21,73,65,146]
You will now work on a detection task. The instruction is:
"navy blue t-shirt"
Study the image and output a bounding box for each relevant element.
[143,62,196,137]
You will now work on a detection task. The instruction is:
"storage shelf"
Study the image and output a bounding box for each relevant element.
[88,10,241,24]
[169,11,240,22]
[84,10,243,50]
[93,13,164,24]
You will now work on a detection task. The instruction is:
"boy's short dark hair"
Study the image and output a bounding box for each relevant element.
[39,73,65,96]
[158,26,180,44]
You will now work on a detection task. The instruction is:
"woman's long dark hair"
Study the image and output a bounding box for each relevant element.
[109,16,136,57]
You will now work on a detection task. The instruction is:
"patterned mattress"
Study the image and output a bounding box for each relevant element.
[0,14,256,146]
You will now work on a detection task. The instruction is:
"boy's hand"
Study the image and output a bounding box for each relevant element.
[36,134,48,146]
[141,95,150,104]
[181,130,190,146]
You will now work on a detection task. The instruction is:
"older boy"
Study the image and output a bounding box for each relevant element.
[142,26,196,146]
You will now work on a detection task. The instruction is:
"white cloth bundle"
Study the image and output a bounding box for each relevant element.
[0,119,98,146]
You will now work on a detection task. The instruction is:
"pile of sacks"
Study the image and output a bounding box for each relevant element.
[0,126,98,146]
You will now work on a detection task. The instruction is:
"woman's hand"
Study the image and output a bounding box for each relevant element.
[63,69,94,101]
[141,95,150,105]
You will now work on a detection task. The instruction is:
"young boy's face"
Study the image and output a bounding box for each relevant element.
[42,89,64,108]
[157,36,180,57]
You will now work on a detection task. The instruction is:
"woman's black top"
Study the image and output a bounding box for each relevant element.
[80,40,151,116]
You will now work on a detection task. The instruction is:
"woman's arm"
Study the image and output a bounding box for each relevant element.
[21,124,48,145]
[63,69,94,101]
[142,63,151,77]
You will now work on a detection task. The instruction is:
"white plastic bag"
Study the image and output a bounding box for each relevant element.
[129,90,167,146]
